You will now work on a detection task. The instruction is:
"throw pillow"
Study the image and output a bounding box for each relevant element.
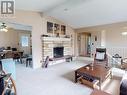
[96,52,105,60]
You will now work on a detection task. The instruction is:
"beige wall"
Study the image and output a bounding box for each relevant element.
[106,28,127,47]
[75,21,127,57]
[0,28,19,48]
[1,10,75,68]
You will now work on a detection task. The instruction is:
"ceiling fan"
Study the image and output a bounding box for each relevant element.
[0,23,8,32]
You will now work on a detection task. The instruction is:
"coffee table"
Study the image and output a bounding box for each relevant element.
[75,64,111,89]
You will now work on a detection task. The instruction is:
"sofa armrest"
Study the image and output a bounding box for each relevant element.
[120,74,127,95]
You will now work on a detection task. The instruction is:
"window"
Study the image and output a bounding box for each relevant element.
[21,36,29,47]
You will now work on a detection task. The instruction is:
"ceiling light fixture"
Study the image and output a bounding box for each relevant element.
[0,23,8,32]
[121,32,127,36]
[64,8,68,11]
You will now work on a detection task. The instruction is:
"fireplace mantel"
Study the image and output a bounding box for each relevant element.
[42,37,71,42]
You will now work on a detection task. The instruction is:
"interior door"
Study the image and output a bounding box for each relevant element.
[78,33,91,57]
[79,35,86,56]
[18,33,31,55]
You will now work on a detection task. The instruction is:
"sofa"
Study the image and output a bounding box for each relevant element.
[120,73,127,95]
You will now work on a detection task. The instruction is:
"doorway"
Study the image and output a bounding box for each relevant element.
[0,21,32,67]
[78,33,91,57]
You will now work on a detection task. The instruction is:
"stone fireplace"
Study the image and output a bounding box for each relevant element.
[42,37,72,63]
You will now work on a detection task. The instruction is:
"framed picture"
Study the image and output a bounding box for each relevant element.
[54,23,60,34]
[61,25,66,35]
[47,22,53,33]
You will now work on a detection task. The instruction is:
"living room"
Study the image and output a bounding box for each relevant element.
[0,0,127,95]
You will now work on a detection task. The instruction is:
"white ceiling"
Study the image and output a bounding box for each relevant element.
[15,0,68,12]
[16,0,127,28]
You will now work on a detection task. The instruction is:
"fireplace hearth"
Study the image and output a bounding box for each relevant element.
[53,47,64,58]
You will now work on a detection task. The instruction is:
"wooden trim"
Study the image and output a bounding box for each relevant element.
[91,89,111,95]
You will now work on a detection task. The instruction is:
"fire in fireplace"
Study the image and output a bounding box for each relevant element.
[53,47,64,58]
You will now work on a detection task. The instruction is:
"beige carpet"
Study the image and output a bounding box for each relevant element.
[15,60,121,95]
[16,60,93,95]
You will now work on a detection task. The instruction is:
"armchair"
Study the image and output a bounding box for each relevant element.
[94,48,108,66]
[121,58,127,69]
